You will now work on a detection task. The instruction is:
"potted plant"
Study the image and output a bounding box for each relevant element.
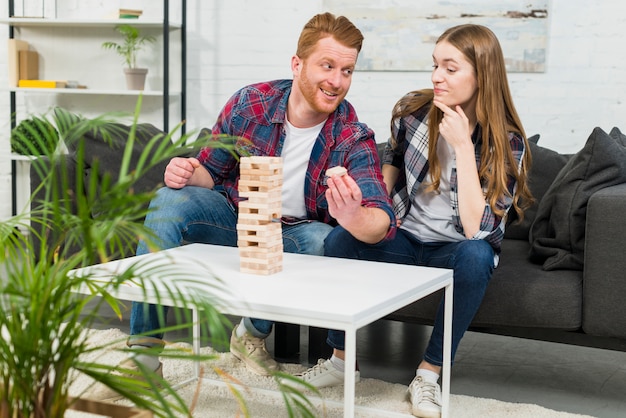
[10,115,60,156]
[102,24,156,90]
[0,101,317,417]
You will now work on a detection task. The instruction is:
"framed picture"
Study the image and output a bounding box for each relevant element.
[324,0,550,73]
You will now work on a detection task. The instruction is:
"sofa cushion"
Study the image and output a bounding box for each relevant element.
[505,141,570,240]
[387,239,583,330]
[529,127,626,270]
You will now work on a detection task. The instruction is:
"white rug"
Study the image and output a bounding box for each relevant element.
[69,328,596,418]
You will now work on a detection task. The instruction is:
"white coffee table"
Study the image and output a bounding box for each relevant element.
[73,243,453,417]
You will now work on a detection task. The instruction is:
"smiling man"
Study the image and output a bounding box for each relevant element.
[87,12,395,401]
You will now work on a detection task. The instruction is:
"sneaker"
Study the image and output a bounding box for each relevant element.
[407,375,441,418]
[230,324,279,376]
[83,357,163,402]
[289,358,361,389]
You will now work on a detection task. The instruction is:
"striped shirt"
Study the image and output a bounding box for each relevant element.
[382,94,526,255]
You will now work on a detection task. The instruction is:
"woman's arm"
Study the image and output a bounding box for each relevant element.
[382,164,400,196]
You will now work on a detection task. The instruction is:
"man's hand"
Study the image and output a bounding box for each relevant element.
[325,174,363,224]
[164,157,201,189]
[326,174,391,244]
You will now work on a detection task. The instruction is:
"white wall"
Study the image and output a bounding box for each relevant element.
[1,0,625,220]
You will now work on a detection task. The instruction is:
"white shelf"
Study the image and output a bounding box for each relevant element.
[0,17,181,29]
[9,87,180,96]
[10,154,37,162]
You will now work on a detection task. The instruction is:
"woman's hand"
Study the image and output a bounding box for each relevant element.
[433,99,473,151]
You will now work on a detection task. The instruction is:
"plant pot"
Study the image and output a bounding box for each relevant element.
[68,397,153,417]
[123,68,148,90]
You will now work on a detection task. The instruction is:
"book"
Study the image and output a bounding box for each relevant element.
[119,8,142,18]
[18,79,67,88]
[8,39,29,87]
[19,50,39,80]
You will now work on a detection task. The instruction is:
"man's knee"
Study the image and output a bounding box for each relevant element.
[324,226,354,256]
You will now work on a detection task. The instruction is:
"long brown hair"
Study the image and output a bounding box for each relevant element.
[296,12,364,59]
[390,24,533,221]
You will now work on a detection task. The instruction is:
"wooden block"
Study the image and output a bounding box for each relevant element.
[238,201,281,218]
[240,156,283,168]
[237,155,283,275]
[19,50,39,80]
[239,200,281,211]
[236,222,281,233]
[237,212,279,224]
[240,263,283,275]
[239,248,283,260]
[239,244,283,275]
[239,186,282,201]
[325,166,347,177]
[236,233,282,246]
[238,176,283,189]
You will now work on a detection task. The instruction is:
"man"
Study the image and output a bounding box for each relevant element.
[90,12,395,401]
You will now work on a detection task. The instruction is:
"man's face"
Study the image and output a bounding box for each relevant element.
[292,36,358,117]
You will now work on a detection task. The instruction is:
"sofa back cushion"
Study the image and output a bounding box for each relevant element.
[505,140,570,240]
[529,127,626,270]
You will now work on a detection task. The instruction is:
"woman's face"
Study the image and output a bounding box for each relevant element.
[431,40,478,116]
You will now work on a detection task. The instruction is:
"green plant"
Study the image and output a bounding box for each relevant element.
[10,115,60,156]
[0,99,317,417]
[102,24,156,69]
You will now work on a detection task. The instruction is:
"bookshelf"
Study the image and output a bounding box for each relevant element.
[3,0,187,215]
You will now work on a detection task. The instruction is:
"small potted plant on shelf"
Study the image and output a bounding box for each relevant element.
[102,24,156,90]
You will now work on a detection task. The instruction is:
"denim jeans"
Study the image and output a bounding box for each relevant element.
[128,186,334,347]
[323,226,495,367]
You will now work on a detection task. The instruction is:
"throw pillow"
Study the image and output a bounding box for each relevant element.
[529,127,626,270]
[505,140,570,240]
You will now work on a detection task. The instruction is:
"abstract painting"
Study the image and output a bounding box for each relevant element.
[324,0,550,72]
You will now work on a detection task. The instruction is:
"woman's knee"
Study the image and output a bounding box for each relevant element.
[454,240,494,282]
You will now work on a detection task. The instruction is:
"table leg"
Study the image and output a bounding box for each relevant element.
[343,328,357,417]
[441,280,453,418]
[193,309,201,379]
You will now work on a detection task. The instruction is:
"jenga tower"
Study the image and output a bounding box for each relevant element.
[237,156,283,275]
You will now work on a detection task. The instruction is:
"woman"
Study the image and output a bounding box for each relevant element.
[299,24,533,418]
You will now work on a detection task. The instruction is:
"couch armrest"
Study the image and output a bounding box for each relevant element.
[583,183,626,338]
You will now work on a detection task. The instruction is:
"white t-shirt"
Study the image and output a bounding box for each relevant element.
[280,118,325,218]
[401,137,465,242]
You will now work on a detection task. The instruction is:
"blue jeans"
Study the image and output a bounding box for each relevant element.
[128,186,334,346]
[323,226,494,367]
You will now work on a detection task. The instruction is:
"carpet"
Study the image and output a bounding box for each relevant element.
[68,328,596,418]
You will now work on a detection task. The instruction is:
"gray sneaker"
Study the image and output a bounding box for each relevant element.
[229,324,279,376]
[289,358,360,389]
[407,375,441,418]
[83,357,163,402]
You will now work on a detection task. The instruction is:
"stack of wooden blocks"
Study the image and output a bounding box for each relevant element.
[237,156,283,275]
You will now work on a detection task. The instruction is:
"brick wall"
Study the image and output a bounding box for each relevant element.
[1,0,625,219]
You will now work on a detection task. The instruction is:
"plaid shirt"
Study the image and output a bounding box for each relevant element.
[383,95,526,254]
[197,79,395,235]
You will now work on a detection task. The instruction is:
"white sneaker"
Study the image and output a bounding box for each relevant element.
[291,358,360,389]
[407,375,441,418]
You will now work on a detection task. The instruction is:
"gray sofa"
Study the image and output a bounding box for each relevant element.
[32,121,626,357]
[384,128,626,351]
[284,127,626,361]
